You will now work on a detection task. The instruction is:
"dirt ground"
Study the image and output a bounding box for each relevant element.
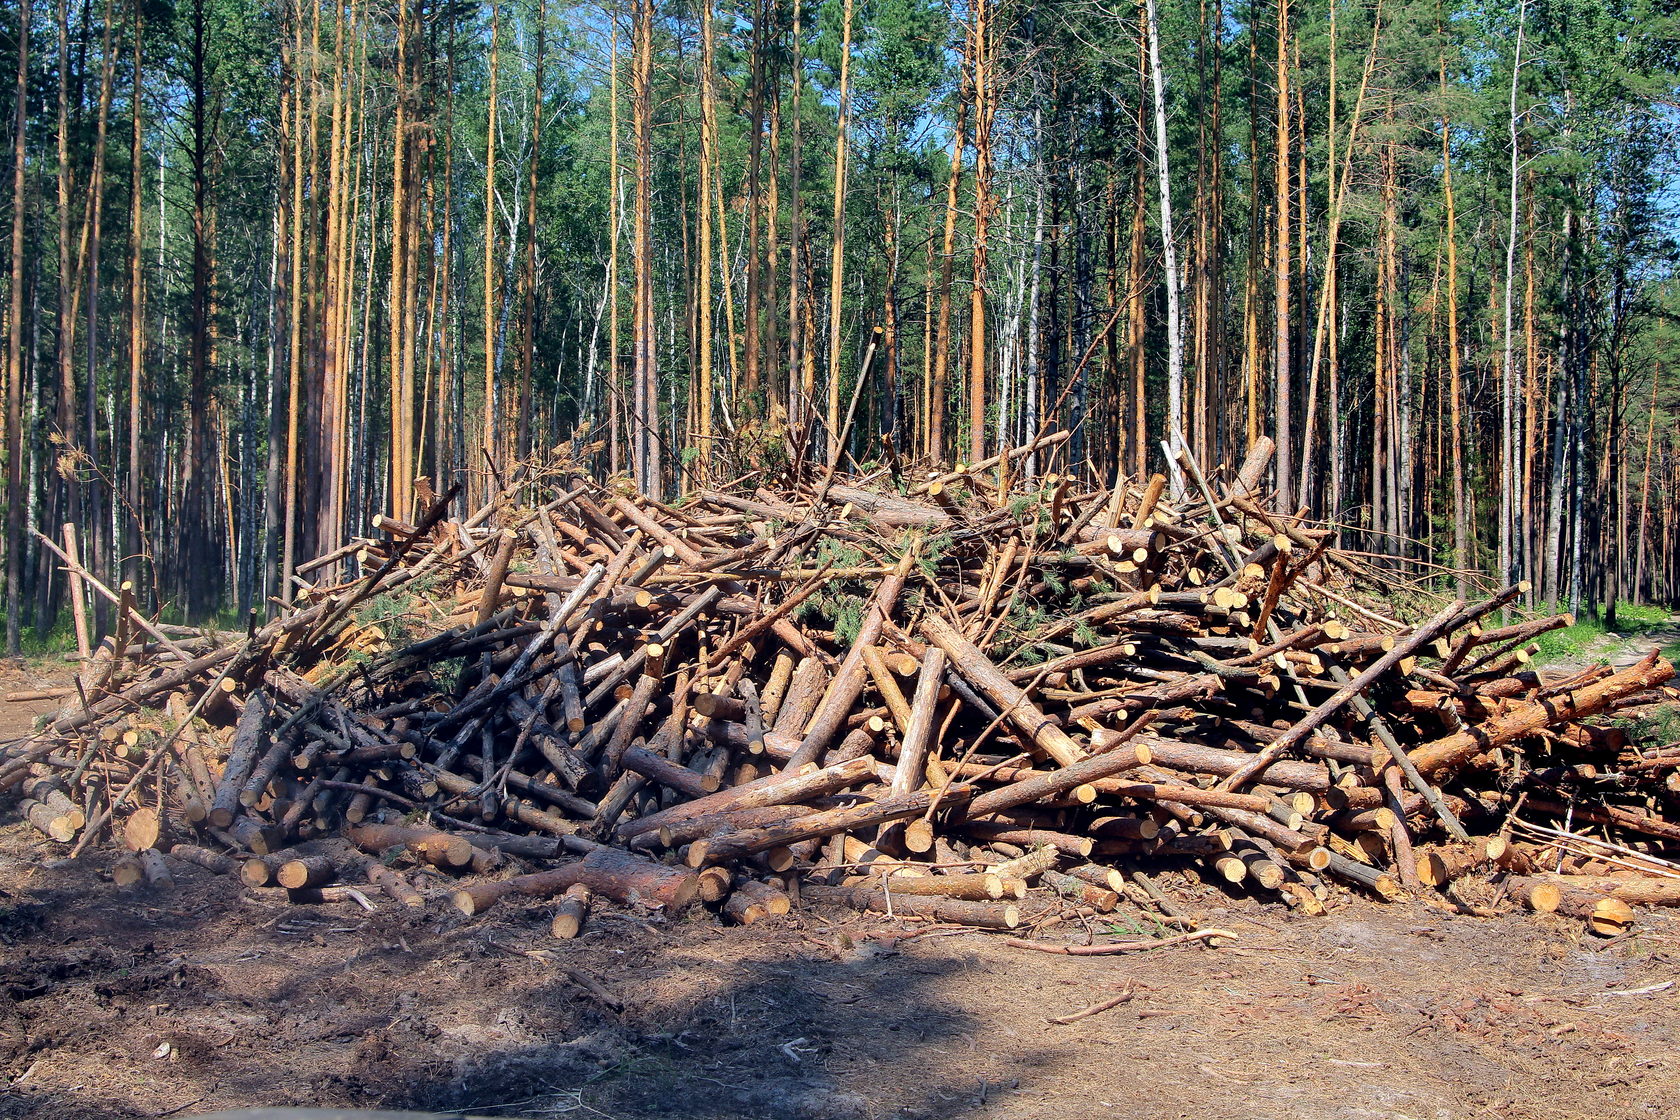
[3,665,1679,1120]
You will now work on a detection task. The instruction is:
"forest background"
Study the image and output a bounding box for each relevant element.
[1,0,1678,650]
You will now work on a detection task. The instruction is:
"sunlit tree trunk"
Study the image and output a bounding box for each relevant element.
[824,0,854,462]
[631,0,658,492]
[967,0,994,464]
[1271,0,1290,505]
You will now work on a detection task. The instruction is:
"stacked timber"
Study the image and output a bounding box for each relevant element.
[4,433,1677,940]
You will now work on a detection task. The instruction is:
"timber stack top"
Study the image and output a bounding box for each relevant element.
[4,432,1677,945]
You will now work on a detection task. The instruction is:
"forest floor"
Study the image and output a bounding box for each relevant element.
[1533,607,1680,676]
[4,668,1680,1120]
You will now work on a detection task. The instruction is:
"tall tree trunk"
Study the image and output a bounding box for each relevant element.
[1024,107,1044,476]
[823,0,854,462]
[520,0,544,462]
[5,0,29,654]
[56,0,81,595]
[482,0,500,485]
[390,0,413,512]
[1145,0,1183,449]
[1271,0,1290,505]
[967,0,994,464]
[786,0,804,429]
[81,0,117,638]
[697,0,716,463]
[930,16,966,463]
[1442,52,1468,597]
[127,0,145,595]
[743,0,765,413]
[1499,0,1526,588]
[183,0,220,617]
[1633,370,1659,601]
[631,0,658,492]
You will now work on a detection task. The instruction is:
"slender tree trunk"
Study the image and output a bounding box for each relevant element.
[1024,107,1044,476]
[80,0,117,638]
[127,0,145,595]
[967,0,994,464]
[1633,370,1659,600]
[607,14,620,475]
[631,0,658,492]
[1442,54,1468,597]
[697,0,716,464]
[823,0,854,462]
[281,0,307,603]
[389,0,413,511]
[786,0,804,429]
[5,0,29,654]
[1145,0,1183,449]
[743,0,765,413]
[482,0,500,485]
[1271,0,1290,505]
[1499,0,1526,588]
[1300,7,1379,508]
[520,0,544,463]
[1521,172,1537,600]
[56,0,81,584]
[930,18,967,463]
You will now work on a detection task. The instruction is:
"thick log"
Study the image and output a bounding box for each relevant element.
[784,552,916,769]
[208,691,270,828]
[552,883,593,938]
[877,870,1017,901]
[1407,654,1676,777]
[1516,873,1680,907]
[346,823,474,868]
[451,845,698,916]
[962,744,1151,819]
[889,648,946,798]
[617,755,876,842]
[277,855,337,889]
[366,862,425,908]
[802,883,1020,929]
[688,784,977,866]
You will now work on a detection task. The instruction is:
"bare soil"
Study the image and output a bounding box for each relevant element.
[3,665,1678,1120]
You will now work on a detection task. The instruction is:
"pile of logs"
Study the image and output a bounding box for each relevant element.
[4,433,1678,941]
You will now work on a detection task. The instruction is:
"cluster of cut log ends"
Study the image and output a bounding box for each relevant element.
[5,436,1679,942]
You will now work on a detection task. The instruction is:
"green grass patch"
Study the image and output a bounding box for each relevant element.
[1532,602,1678,665]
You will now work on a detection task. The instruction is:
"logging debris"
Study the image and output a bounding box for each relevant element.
[5,434,1678,947]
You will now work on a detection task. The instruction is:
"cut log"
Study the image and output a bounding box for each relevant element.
[802,883,1021,929]
[451,845,698,916]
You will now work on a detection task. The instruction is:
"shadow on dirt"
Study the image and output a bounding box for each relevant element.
[1,838,1053,1120]
[386,943,1043,1120]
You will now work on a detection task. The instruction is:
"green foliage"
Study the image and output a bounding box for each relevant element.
[1619,705,1680,748]
[351,570,444,649]
[795,539,872,644]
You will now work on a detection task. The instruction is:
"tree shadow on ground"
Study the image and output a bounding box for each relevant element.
[0,832,1060,1120]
